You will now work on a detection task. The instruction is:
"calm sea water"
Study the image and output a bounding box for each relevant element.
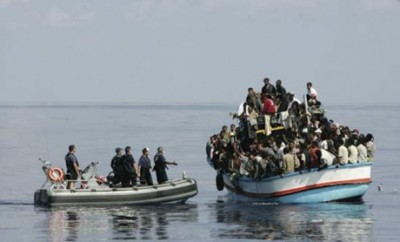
[0,103,399,241]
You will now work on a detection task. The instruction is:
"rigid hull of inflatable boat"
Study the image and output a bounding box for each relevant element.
[223,163,372,203]
[35,178,198,207]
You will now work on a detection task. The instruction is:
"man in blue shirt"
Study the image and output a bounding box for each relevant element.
[65,144,81,190]
[138,147,153,185]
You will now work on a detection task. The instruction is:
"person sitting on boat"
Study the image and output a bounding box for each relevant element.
[282,147,295,174]
[121,146,138,187]
[357,135,368,162]
[287,92,301,111]
[220,125,231,144]
[246,88,262,113]
[153,147,178,184]
[347,138,358,164]
[365,133,376,162]
[138,147,154,186]
[337,139,349,165]
[306,82,318,101]
[110,147,124,185]
[65,144,82,190]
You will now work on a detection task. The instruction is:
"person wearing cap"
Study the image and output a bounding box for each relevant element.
[110,147,124,185]
[138,147,153,185]
[153,147,178,184]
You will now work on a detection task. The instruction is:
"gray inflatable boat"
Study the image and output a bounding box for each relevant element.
[34,160,198,207]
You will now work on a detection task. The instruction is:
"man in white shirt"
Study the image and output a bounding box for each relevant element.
[357,137,368,162]
[306,82,318,101]
[347,140,358,164]
[338,139,348,165]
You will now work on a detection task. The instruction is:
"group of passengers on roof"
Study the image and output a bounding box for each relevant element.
[206,78,376,180]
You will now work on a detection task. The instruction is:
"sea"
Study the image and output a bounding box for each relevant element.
[0,103,399,241]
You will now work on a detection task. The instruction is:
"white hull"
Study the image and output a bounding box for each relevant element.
[35,178,198,207]
[222,163,372,204]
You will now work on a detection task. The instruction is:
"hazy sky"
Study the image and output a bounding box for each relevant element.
[1,0,400,105]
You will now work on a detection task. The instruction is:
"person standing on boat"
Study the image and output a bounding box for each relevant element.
[65,144,81,190]
[261,77,276,97]
[121,146,138,187]
[138,147,153,186]
[153,147,178,184]
[110,147,124,185]
[275,80,288,112]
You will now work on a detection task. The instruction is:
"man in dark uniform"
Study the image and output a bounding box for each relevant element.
[65,144,81,190]
[110,147,124,185]
[121,146,138,187]
[153,147,178,184]
[138,147,153,185]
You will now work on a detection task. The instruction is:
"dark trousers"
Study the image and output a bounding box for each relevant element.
[140,168,153,186]
[121,173,137,187]
[156,170,168,184]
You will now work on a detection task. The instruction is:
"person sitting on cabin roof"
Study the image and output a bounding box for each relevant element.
[306,82,318,101]
[246,88,262,113]
[287,92,301,111]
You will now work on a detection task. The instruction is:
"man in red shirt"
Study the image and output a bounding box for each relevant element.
[261,94,276,115]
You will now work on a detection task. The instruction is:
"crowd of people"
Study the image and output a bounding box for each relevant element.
[64,144,177,189]
[206,78,376,180]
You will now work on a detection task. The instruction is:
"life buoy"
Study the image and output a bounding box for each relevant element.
[48,167,64,182]
[216,173,224,191]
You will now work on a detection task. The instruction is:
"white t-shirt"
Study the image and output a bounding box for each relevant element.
[338,145,348,165]
[357,144,368,162]
[366,141,376,161]
[319,140,328,150]
[348,145,358,163]
[308,87,318,98]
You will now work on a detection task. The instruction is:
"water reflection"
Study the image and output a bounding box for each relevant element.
[209,201,373,241]
[38,203,198,241]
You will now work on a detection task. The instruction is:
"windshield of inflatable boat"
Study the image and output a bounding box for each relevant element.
[81,162,99,180]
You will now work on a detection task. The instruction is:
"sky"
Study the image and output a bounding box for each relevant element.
[1,0,400,105]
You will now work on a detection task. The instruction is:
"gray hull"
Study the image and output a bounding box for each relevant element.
[35,178,198,207]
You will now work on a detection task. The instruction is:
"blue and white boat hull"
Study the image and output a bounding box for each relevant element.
[222,163,372,204]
